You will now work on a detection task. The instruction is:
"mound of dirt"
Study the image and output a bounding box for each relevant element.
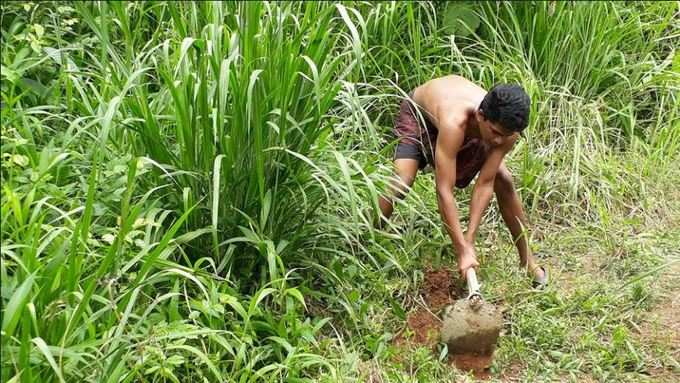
[393,268,455,348]
[441,299,502,355]
[392,267,495,380]
[405,308,441,346]
[422,267,456,309]
[449,353,494,379]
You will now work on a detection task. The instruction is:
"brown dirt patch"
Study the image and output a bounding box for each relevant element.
[392,267,497,380]
[645,295,680,347]
[406,308,441,345]
[499,361,525,382]
[559,251,602,296]
[393,267,456,347]
[640,260,679,342]
[393,307,442,348]
[636,258,680,375]
[448,353,494,380]
[422,267,458,309]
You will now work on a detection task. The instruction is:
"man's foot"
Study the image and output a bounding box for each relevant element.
[531,266,549,289]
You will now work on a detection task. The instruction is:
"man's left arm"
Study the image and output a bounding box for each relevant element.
[465,142,513,244]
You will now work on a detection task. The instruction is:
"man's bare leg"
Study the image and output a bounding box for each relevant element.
[493,163,544,279]
[377,158,420,225]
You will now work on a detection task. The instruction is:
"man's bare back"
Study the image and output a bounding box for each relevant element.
[413,75,485,124]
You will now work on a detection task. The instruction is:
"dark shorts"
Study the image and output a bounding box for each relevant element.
[393,92,489,188]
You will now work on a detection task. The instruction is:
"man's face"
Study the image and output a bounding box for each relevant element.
[477,112,516,146]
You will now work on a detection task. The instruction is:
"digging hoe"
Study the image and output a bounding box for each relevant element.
[440,268,502,356]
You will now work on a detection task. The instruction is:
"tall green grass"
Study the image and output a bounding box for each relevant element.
[75,1,366,282]
[1,2,375,381]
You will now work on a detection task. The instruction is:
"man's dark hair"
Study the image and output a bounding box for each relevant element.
[479,84,531,132]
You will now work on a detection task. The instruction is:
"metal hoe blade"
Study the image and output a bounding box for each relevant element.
[440,269,502,355]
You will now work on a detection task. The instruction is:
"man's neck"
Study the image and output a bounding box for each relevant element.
[465,109,482,138]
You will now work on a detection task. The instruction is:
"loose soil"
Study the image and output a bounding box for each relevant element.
[448,353,494,380]
[499,362,525,382]
[635,257,680,378]
[393,267,497,380]
[404,308,441,346]
[422,267,457,309]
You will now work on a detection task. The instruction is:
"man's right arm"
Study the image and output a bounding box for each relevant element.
[434,120,478,274]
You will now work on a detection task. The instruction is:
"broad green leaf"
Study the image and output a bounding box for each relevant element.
[442,3,480,37]
[165,344,222,381]
[2,273,35,337]
[285,287,307,310]
[32,337,65,383]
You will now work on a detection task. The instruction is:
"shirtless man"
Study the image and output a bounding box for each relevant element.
[378,75,547,287]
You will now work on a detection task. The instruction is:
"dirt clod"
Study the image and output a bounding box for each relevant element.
[392,268,500,380]
[422,267,457,309]
[405,308,441,346]
[394,268,454,349]
[448,353,494,379]
[440,298,503,355]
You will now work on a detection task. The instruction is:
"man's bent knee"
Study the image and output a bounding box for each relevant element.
[392,177,414,200]
[494,168,514,193]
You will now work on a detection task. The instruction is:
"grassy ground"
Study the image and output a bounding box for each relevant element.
[321,148,680,382]
[2,1,678,382]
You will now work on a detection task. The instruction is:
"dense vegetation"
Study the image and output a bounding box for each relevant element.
[1,2,678,382]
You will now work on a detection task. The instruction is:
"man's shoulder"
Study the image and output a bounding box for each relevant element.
[429,74,481,90]
[427,77,484,108]
[433,102,475,130]
[431,74,473,83]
